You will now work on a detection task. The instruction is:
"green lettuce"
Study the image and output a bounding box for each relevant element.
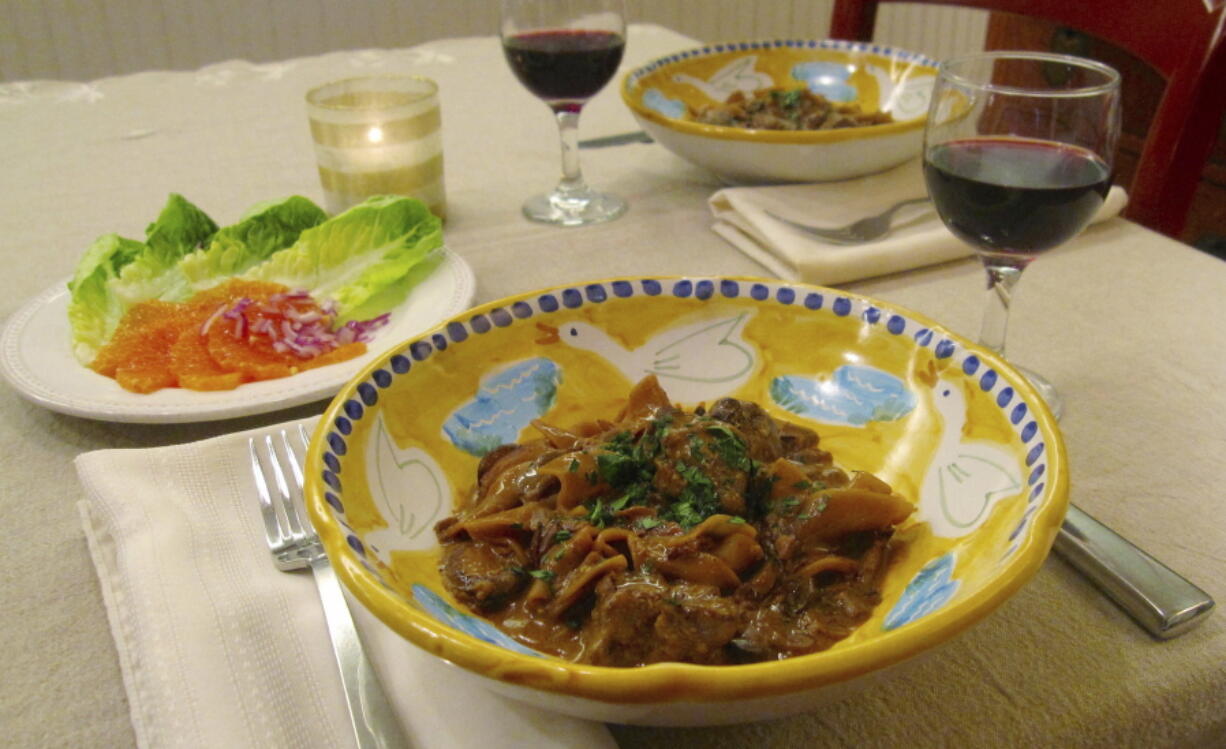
[144,192,219,261]
[243,195,443,322]
[178,195,327,287]
[66,234,148,364]
[107,193,220,306]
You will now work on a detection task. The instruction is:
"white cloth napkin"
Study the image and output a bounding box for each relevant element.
[709,159,1129,285]
[75,418,616,749]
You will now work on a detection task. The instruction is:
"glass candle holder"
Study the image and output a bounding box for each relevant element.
[306,75,446,219]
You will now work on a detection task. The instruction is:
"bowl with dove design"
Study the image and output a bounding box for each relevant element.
[621,39,938,183]
[304,276,1068,726]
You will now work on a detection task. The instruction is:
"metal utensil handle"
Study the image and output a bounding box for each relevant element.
[310,557,410,749]
[577,130,652,148]
[1055,504,1214,639]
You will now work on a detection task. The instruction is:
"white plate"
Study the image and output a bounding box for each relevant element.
[0,246,476,423]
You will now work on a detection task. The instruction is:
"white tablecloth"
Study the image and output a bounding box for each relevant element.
[1,24,1224,748]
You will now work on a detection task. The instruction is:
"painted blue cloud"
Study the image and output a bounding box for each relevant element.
[412,584,544,657]
[884,552,960,630]
[442,357,561,457]
[643,88,687,118]
[770,365,916,426]
[791,61,857,102]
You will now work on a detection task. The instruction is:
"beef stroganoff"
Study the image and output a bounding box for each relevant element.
[690,87,895,131]
[434,375,913,666]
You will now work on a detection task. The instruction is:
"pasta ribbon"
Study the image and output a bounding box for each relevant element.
[798,488,913,544]
[537,452,606,510]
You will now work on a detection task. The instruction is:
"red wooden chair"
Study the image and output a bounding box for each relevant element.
[829,0,1226,239]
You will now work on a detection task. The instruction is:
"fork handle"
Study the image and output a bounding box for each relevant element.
[311,558,410,748]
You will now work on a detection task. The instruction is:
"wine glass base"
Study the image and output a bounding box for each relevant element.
[522,189,626,227]
[1015,364,1064,421]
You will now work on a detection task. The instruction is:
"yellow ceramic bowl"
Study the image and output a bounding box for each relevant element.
[621,40,939,184]
[305,277,1067,726]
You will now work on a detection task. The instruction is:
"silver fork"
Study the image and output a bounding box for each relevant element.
[765,196,931,245]
[250,425,409,749]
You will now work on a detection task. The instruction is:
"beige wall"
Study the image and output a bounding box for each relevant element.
[0,1,986,83]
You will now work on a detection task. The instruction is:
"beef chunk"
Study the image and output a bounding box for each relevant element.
[581,581,744,666]
[709,398,783,463]
[653,423,752,515]
[777,420,819,455]
[440,542,527,613]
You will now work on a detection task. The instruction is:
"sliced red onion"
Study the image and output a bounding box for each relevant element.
[223,297,251,319]
[206,289,390,358]
[199,304,227,335]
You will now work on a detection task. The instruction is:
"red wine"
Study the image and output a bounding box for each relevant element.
[923,138,1111,256]
[503,30,625,104]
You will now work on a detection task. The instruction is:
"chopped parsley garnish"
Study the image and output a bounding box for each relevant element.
[792,479,827,492]
[609,489,638,511]
[567,458,580,473]
[596,450,641,487]
[573,413,765,529]
[633,414,672,461]
[594,427,659,494]
[771,88,804,109]
[588,498,608,526]
[528,569,555,580]
[666,500,708,528]
[637,516,662,530]
[672,463,719,525]
[552,529,572,543]
[705,424,753,471]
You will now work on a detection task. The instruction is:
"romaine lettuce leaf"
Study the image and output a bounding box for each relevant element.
[109,193,219,306]
[66,233,148,363]
[178,195,327,287]
[144,192,219,261]
[243,195,443,322]
[69,194,220,362]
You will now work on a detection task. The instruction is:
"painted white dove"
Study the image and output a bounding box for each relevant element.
[917,378,1022,538]
[363,413,450,562]
[672,56,774,101]
[537,313,755,404]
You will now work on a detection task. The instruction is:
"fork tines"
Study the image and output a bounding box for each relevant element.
[248,427,315,570]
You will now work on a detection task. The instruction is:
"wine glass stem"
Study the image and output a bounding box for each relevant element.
[977,260,1025,357]
[553,107,587,196]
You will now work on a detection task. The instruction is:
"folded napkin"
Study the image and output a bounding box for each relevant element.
[710,159,1128,285]
[76,419,615,749]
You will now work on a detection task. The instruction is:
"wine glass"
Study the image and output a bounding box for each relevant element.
[500,0,628,227]
[923,51,1121,419]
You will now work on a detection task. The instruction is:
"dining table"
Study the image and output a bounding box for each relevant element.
[2,22,1224,749]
